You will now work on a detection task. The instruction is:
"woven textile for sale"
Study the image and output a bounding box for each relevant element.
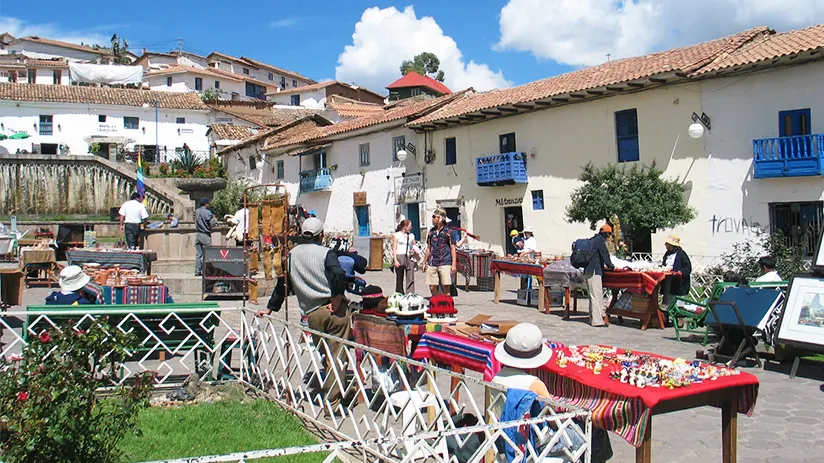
[490,259,544,278]
[247,205,259,239]
[602,269,675,295]
[412,332,501,381]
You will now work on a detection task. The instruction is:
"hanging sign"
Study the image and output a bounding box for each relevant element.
[495,197,524,207]
[353,191,367,206]
[395,173,424,204]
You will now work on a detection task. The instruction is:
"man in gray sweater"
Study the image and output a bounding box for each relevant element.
[258,217,349,407]
[194,197,217,276]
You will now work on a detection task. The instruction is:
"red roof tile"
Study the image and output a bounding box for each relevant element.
[0,83,208,110]
[386,71,452,95]
[209,124,258,141]
[14,36,114,56]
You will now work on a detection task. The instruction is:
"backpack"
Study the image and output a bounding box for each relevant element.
[570,238,595,269]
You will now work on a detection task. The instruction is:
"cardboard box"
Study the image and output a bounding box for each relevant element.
[465,315,518,336]
[548,290,564,307]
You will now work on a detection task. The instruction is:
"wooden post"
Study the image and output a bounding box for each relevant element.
[538,278,547,315]
[635,416,652,463]
[722,390,739,463]
[493,271,501,303]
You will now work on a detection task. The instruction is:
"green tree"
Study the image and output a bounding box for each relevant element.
[707,229,806,280]
[399,52,445,82]
[565,162,696,249]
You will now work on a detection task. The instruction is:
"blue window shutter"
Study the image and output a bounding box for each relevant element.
[615,109,639,162]
[445,138,457,165]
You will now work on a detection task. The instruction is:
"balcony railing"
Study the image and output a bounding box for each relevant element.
[38,122,53,136]
[299,167,332,193]
[475,152,528,186]
[753,134,824,178]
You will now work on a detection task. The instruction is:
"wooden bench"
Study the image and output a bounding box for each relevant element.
[24,303,232,380]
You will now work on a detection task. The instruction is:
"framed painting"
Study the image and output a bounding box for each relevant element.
[776,274,824,351]
[814,230,824,272]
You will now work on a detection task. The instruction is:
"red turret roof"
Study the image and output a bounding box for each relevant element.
[386,71,451,95]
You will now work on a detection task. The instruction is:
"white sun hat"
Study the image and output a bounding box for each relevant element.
[58,265,91,292]
[494,323,553,369]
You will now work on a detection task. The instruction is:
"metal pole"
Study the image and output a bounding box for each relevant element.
[154,98,159,164]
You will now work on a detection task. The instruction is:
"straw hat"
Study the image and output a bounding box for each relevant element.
[494,323,552,369]
[59,265,91,292]
[664,235,681,246]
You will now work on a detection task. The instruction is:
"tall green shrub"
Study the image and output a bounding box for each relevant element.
[210,179,264,220]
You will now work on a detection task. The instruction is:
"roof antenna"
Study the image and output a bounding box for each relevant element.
[606,53,611,62]
[178,38,182,54]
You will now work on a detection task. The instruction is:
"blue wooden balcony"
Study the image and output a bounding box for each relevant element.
[299,168,332,193]
[475,152,528,186]
[753,134,824,178]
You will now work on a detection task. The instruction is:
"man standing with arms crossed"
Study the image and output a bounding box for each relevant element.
[119,192,149,249]
[423,209,456,297]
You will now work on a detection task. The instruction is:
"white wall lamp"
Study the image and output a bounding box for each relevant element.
[689,112,711,139]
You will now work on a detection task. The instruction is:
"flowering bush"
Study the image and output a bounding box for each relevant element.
[0,320,154,462]
[148,156,225,179]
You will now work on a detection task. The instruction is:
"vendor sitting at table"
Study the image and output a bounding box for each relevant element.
[492,323,613,462]
[661,235,692,306]
[45,266,93,305]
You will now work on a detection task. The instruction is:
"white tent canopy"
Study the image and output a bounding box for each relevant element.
[69,63,143,85]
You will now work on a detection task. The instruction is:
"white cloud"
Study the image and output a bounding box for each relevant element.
[336,6,511,93]
[496,0,824,67]
[269,17,310,29]
[0,16,111,47]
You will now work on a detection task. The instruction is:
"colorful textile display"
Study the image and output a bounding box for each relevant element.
[490,260,544,278]
[66,250,157,274]
[602,269,675,295]
[412,332,500,381]
[103,284,173,304]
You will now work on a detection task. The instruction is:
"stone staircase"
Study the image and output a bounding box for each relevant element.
[95,157,194,220]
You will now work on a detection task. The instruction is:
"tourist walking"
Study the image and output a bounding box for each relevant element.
[422,209,456,297]
[118,192,149,250]
[392,219,416,294]
[582,225,614,327]
[257,217,350,410]
[194,197,216,276]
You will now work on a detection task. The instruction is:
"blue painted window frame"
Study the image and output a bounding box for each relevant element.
[359,143,370,167]
[531,190,544,210]
[615,108,640,163]
[445,137,457,165]
[779,109,811,137]
[276,160,284,179]
[291,95,300,106]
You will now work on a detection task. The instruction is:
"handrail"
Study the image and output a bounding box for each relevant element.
[753,134,824,160]
[299,167,332,178]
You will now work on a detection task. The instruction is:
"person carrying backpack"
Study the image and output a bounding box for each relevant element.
[571,224,615,327]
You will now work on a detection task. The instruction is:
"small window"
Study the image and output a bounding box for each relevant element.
[445,137,457,165]
[410,88,422,96]
[392,136,406,162]
[243,68,250,75]
[98,115,107,123]
[166,76,172,86]
[176,117,186,124]
[499,133,516,153]
[769,201,824,257]
[248,156,256,170]
[531,190,545,210]
[276,160,284,179]
[268,72,274,81]
[53,69,62,84]
[124,116,139,129]
[214,80,220,89]
[359,143,370,167]
[38,115,53,136]
[615,108,640,162]
[292,79,297,88]
[194,77,203,91]
[290,94,300,106]
[280,76,286,89]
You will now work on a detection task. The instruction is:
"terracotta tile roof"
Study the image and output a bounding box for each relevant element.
[695,24,824,75]
[209,123,257,140]
[327,100,386,118]
[239,56,316,84]
[0,83,208,110]
[206,100,325,127]
[218,115,332,155]
[14,36,114,56]
[411,27,770,126]
[146,64,244,82]
[268,80,385,100]
[267,90,468,151]
[0,56,68,68]
[386,71,452,95]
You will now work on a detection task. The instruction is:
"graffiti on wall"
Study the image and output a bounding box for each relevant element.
[709,215,762,236]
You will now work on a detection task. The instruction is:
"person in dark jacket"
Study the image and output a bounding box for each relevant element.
[45,266,92,305]
[661,234,692,305]
[583,225,615,327]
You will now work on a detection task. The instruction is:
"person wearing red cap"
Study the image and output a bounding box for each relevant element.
[583,224,615,327]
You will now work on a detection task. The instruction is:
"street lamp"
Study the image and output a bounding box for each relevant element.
[688,123,704,139]
[396,149,408,162]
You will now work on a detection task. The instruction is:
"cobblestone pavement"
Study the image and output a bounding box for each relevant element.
[12,269,824,462]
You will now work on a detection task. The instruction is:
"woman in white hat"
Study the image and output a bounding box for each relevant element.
[661,234,692,306]
[45,266,93,305]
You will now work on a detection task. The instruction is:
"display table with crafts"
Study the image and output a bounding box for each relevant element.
[456,250,495,291]
[413,332,759,463]
[491,259,546,310]
[543,259,587,318]
[66,249,158,274]
[603,269,679,330]
[19,248,58,287]
[79,266,173,304]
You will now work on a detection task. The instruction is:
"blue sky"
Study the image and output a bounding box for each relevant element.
[1,1,823,93]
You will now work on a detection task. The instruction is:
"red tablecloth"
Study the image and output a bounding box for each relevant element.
[602,270,675,295]
[412,333,760,448]
[490,260,544,278]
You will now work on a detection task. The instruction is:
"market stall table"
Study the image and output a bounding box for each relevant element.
[543,259,587,318]
[0,266,24,307]
[19,248,58,287]
[66,249,158,275]
[604,270,678,330]
[413,332,759,463]
[491,259,546,311]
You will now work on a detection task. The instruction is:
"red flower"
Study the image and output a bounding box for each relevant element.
[17,391,28,401]
[38,331,51,343]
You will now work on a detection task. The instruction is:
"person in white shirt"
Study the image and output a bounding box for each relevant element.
[392,219,416,294]
[118,192,149,249]
[755,256,783,283]
[520,229,538,254]
[225,206,250,246]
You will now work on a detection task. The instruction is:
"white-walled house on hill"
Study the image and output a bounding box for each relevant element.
[0,83,210,160]
[407,24,824,260]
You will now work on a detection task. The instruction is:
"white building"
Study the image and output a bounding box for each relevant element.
[267,81,385,110]
[206,52,316,93]
[0,83,211,159]
[5,36,116,64]
[404,24,824,260]
[144,64,247,99]
[0,55,69,85]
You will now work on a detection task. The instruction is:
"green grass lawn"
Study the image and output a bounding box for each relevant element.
[119,400,329,463]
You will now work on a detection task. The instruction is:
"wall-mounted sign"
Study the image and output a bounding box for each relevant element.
[97,124,118,133]
[353,191,367,206]
[395,173,424,204]
[181,128,194,134]
[495,197,524,207]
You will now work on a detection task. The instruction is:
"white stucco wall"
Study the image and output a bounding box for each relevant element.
[8,41,107,63]
[419,83,707,257]
[0,101,211,156]
[146,73,244,98]
[268,90,326,109]
[695,61,824,256]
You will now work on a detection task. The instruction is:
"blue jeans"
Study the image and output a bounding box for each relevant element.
[195,232,211,275]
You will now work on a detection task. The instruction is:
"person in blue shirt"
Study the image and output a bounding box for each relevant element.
[45,266,92,305]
